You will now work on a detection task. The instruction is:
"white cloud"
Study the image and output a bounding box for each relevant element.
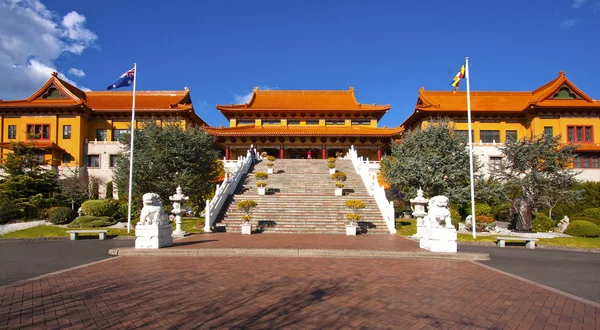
[560,19,578,28]
[67,67,85,77]
[0,0,96,100]
[233,85,278,104]
[573,0,589,8]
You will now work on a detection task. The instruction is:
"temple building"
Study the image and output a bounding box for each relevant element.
[0,72,205,196]
[401,71,600,181]
[204,87,404,160]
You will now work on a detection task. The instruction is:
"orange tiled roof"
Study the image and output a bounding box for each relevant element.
[204,125,404,137]
[403,71,600,128]
[216,87,390,119]
[0,73,194,112]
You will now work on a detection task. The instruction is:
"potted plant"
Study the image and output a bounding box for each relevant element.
[255,172,268,195]
[237,200,257,235]
[332,171,347,196]
[327,157,336,174]
[266,155,276,174]
[345,200,365,235]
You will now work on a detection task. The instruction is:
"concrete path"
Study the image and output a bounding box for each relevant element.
[460,244,600,303]
[0,239,132,286]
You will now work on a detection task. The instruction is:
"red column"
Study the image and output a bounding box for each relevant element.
[377,148,382,161]
[279,148,284,159]
[322,147,327,159]
[225,146,230,160]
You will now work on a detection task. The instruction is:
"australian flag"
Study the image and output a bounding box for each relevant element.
[107,68,135,90]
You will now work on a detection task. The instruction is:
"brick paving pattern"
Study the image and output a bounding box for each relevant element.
[1,256,598,329]
[172,232,423,252]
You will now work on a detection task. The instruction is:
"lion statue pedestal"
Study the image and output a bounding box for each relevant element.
[419,195,457,253]
[135,193,173,249]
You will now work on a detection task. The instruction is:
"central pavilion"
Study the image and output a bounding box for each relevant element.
[204,87,403,160]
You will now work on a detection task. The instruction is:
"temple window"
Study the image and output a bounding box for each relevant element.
[87,155,100,168]
[26,124,50,139]
[287,120,301,125]
[543,126,553,139]
[505,130,517,142]
[262,119,280,125]
[573,154,599,168]
[480,130,500,143]
[8,125,16,139]
[96,129,108,141]
[237,119,254,126]
[325,119,344,125]
[110,155,121,168]
[63,125,71,139]
[489,156,503,171]
[306,120,319,125]
[62,153,72,164]
[567,126,593,143]
[351,119,371,125]
[112,129,129,141]
[455,130,474,141]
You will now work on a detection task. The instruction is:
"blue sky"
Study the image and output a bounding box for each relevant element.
[1,0,599,128]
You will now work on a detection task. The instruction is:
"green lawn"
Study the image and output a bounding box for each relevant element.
[0,218,205,239]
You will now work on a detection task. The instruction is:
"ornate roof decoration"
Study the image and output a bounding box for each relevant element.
[215,87,391,120]
[204,125,404,137]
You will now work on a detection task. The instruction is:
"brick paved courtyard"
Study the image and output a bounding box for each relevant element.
[1,256,598,329]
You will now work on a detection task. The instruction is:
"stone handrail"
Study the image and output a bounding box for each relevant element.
[204,150,253,232]
[347,146,396,234]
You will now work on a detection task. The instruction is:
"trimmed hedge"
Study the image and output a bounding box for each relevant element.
[49,207,77,225]
[532,212,556,233]
[570,217,600,226]
[475,203,493,217]
[81,199,119,217]
[564,220,600,238]
[578,208,600,220]
[68,216,117,228]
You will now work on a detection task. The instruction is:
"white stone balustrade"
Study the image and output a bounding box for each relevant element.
[347,145,396,234]
[204,150,253,232]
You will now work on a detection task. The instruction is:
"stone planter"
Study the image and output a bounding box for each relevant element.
[241,222,252,235]
[334,188,343,196]
[345,224,357,236]
[267,167,274,174]
[258,187,266,195]
[329,168,336,174]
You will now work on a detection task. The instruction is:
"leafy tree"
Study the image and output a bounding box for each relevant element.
[381,119,481,206]
[493,135,578,231]
[0,141,61,219]
[113,122,221,211]
[59,166,97,204]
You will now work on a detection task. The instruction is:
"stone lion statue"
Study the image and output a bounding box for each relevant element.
[138,193,169,226]
[424,195,454,229]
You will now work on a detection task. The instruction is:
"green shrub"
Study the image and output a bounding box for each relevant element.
[68,216,116,228]
[475,203,493,217]
[81,199,119,217]
[490,202,512,222]
[255,172,268,181]
[570,217,600,226]
[327,163,336,169]
[345,200,366,223]
[90,180,99,200]
[0,195,22,224]
[49,207,77,225]
[267,162,274,167]
[327,157,336,163]
[105,181,114,199]
[237,200,257,222]
[564,220,600,237]
[531,212,556,233]
[266,156,276,162]
[256,181,267,187]
[578,208,600,220]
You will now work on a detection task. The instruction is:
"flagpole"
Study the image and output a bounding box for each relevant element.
[126,63,137,233]
[465,57,476,239]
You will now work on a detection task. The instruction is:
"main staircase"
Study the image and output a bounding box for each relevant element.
[214,159,390,234]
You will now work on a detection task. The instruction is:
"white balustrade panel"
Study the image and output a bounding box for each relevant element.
[204,151,253,232]
[348,146,396,234]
